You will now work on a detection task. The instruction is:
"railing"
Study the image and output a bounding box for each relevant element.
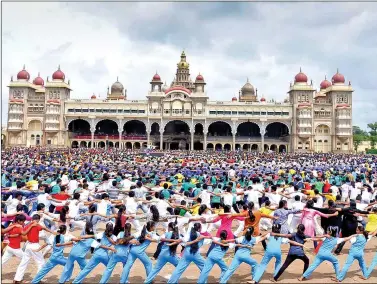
[72,134,147,140]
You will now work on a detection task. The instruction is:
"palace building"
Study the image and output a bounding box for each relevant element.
[4,51,353,152]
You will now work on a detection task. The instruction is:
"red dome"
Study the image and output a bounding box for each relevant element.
[17,66,30,81]
[152,73,161,81]
[33,73,44,86]
[260,97,266,102]
[332,70,345,84]
[320,77,331,89]
[232,97,237,101]
[294,69,308,83]
[196,74,204,81]
[52,66,65,80]
[91,94,96,99]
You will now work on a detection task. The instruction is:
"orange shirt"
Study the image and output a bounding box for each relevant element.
[235,210,272,236]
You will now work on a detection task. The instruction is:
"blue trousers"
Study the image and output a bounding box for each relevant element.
[198,255,228,284]
[32,256,67,283]
[120,251,152,283]
[59,255,87,283]
[72,253,109,283]
[220,251,258,283]
[144,252,179,284]
[338,253,367,281]
[168,252,205,283]
[366,252,377,278]
[302,253,339,279]
[253,251,282,283]
[100,253,128,284]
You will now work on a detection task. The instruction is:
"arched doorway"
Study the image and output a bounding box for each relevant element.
[68,119,91,137]
[95,120,119,136]
[126,142,132,149]
[194,142,203,150]
[71,141,78,148]
[123,120,146,136]
[150,122,160,135]
[98,141,105,148]
[79,141,87,148]
[279,145,287,153]
[314,124,331,152]
[265,122,289,138]
[134,142,141,149]
[163,120,190,150]
[251,144,258,151]
[264,144,269,151]
[207,143,214,150]
[215,143,222,151]
[235,144,241,151]
[108,141,114,148]
[1,134,6,148]
[28,120,43,146]
[194,124,204,135]
[243,144,249,151]
[237,122,261,137]
[208,121,232,136]
[224,144,231,151]
[270,144,277,152]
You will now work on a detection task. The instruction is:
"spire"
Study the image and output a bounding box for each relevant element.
[299,67,302,72]
[336,68,339,73]
[247,77,249,83]
[116,76,119,82]
[58,65,61,70]
[325,75,327,80]
[23,64,26,70]
[38,72,40,77]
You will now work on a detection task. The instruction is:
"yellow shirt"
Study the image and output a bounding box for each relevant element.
[190,204,201,216]
[305,190,315,197]
[323,194,336,202]
[260,207,273,215]
[366,213,377,232]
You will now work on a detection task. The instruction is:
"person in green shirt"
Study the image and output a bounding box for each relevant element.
[314,178,324,193]
[211,184,222,209]
[51,178,62,194]
[161,183,171,199]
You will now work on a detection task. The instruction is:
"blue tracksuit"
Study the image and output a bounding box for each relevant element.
[168,233,206,283]
[338,234,368,281]
[59,237,95,283]
[220,236,258,283]
[145,231,179,284]
[100,232,132,283]
[303,236,341,279]
[198,238,229,284]
[120,231,158,283]
[32,235,69,283]
[366,252,377,278]
[72,233,115,283]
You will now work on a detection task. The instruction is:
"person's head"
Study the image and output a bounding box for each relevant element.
[139,221,156,244]
[104,222,114,237]
[296,224,305,236]
[16,204,24,212]
[306,199,314,209]
[128,191,135,198]
[150,205,160,222]
[73,192,80,200]
[279,200,287,209]
[15,214,26,225]
[15,193,23,201]
[198,204,207,216]
[32,214,41,222]
[272,223,281,235]
[56,225,67,244]
[244,227,254,241]
[223,205,231,213]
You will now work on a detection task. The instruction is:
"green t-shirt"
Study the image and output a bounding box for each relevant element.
[211,188,221,204]
[314,181,324,193]
[51,184,61,194]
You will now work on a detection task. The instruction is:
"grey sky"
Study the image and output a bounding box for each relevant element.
[2,2,377,129]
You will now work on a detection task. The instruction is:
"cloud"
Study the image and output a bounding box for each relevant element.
[2,1,377,130]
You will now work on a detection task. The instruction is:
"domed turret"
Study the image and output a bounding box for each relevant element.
[320,76,331,89]
[52,65,65,81]
[111,77,124,93]
[232,97,237,102]
[91,94,97,99]
[33,72,44,86]
[152,72,161,82]
[241,78,255,95]
[294,68,308,83]
[17,65,30,81]
[260,97,266,102]
[332,69,345,84]
[177,51,190,69]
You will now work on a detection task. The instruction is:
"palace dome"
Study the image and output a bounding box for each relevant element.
[294,68,308,83]
[152,73,161,81]
[320,77,331,89]
[52,66,65,80]
[260,97,266,102]
[17,66,30,81]
[232,97,237,101]
[91,94,96,99]
[111,78,124,93]
[241,79,255,94]
[33,73,44,86]
[196,74,204,81]
[332,70,345,84]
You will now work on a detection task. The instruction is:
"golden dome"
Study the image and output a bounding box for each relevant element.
[177,50,190,69]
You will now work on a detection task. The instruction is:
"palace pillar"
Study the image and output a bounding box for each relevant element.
[204,132,207,150]
[260,129,265,153]
[91,128,95,149]
[191,130,194,151]
[160,133,163,150]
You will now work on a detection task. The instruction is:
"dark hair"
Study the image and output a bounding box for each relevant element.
[357,225,368,240]
[16,204,24,212]
[104,222,114,238]
[306,199,314,209]
[114,205,126,236]
[296,224,305,237]
[198,205,207,216]
[223,205,231,213]
[32,214,41,221]
[272,224,281,239]
[118,223,133,245]
[60,206,69,223]
[278,200,287,209]
[219,230,228,251]
[56,225,67,244]
[85,221,94,235]
[139,221,155,244]
[150,205,160,222]
[168,222,179,256]
[248,202,256,222]
[245,227,254,241]
[189,223,202,254]
[327,226,337,237]
[15,214,26,223]
[128,191,135,198]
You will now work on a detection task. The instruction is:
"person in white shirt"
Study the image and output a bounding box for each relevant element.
[330,182,339,197]
[243,186,260,210]
[4,193,24,215]
[123,191,142,233]
[265,186,281,207]
[341,182,351,202]
[228,167,236,180]
[68,176,79,195]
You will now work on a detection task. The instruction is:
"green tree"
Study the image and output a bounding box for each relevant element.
[367,122,377,136]
[353,126,368,136]
[370,135,377,149]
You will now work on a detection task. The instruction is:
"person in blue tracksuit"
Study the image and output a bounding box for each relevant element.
[168,223,212,284]
[219,227,261,284]
[100,223,139,283]
[299,226,346,281]
[253,224,304,284]
[336,225,370,282]
[197,230,229,284]
[58,223,97,283]
[361,228,377,280]
[120,221,160,283]
[144,222,181,284]
[32,225,80,283]
[72,223,117,283]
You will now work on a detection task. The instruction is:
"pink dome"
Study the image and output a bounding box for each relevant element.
[294,68,308,83]
[260,97,266,102]
[196,74,204,81]
[332,70,345,84]
[33,73,44,86]
[91,94,96,99]
[17,66,30,81]
[52,66,65,80]
[152,73,161,81]
[320,77,331,89]
[232,97,237,101]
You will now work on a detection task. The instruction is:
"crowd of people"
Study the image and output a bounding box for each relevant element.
[1,147,377,283]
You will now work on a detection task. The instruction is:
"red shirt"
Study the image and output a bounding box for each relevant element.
[52,193,70,211]
[323,182,331,193]
[25,223,42,243]
[8,226,23,249]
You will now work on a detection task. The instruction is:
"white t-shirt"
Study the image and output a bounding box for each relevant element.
[266,193,281,206]
[68,200,84,218]
[223,193,234,207]
[37,193,51,209]
[244,190,259,208]
[68,180,78,195]
[200,190,211,207]
[124,197,138,214]
[155,199,169,216]
[330,185,339,197]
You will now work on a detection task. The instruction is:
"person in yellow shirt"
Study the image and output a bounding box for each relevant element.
[259,200,275,230]
[320,191,336,202]
[190,198,202,216]
[363,207,377,232]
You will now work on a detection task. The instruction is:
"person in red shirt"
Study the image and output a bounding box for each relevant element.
[52,186,71,213]
[1,214,27,264]
[323,179,331,194]
[13,214,56,283]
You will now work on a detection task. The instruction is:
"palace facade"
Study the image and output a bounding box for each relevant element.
[4,52,353,152]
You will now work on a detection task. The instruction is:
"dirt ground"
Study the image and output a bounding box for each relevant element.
[2,225,376,284]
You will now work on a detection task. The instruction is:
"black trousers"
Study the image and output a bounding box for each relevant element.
[232,204,240,213]
[274,254,310,281]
